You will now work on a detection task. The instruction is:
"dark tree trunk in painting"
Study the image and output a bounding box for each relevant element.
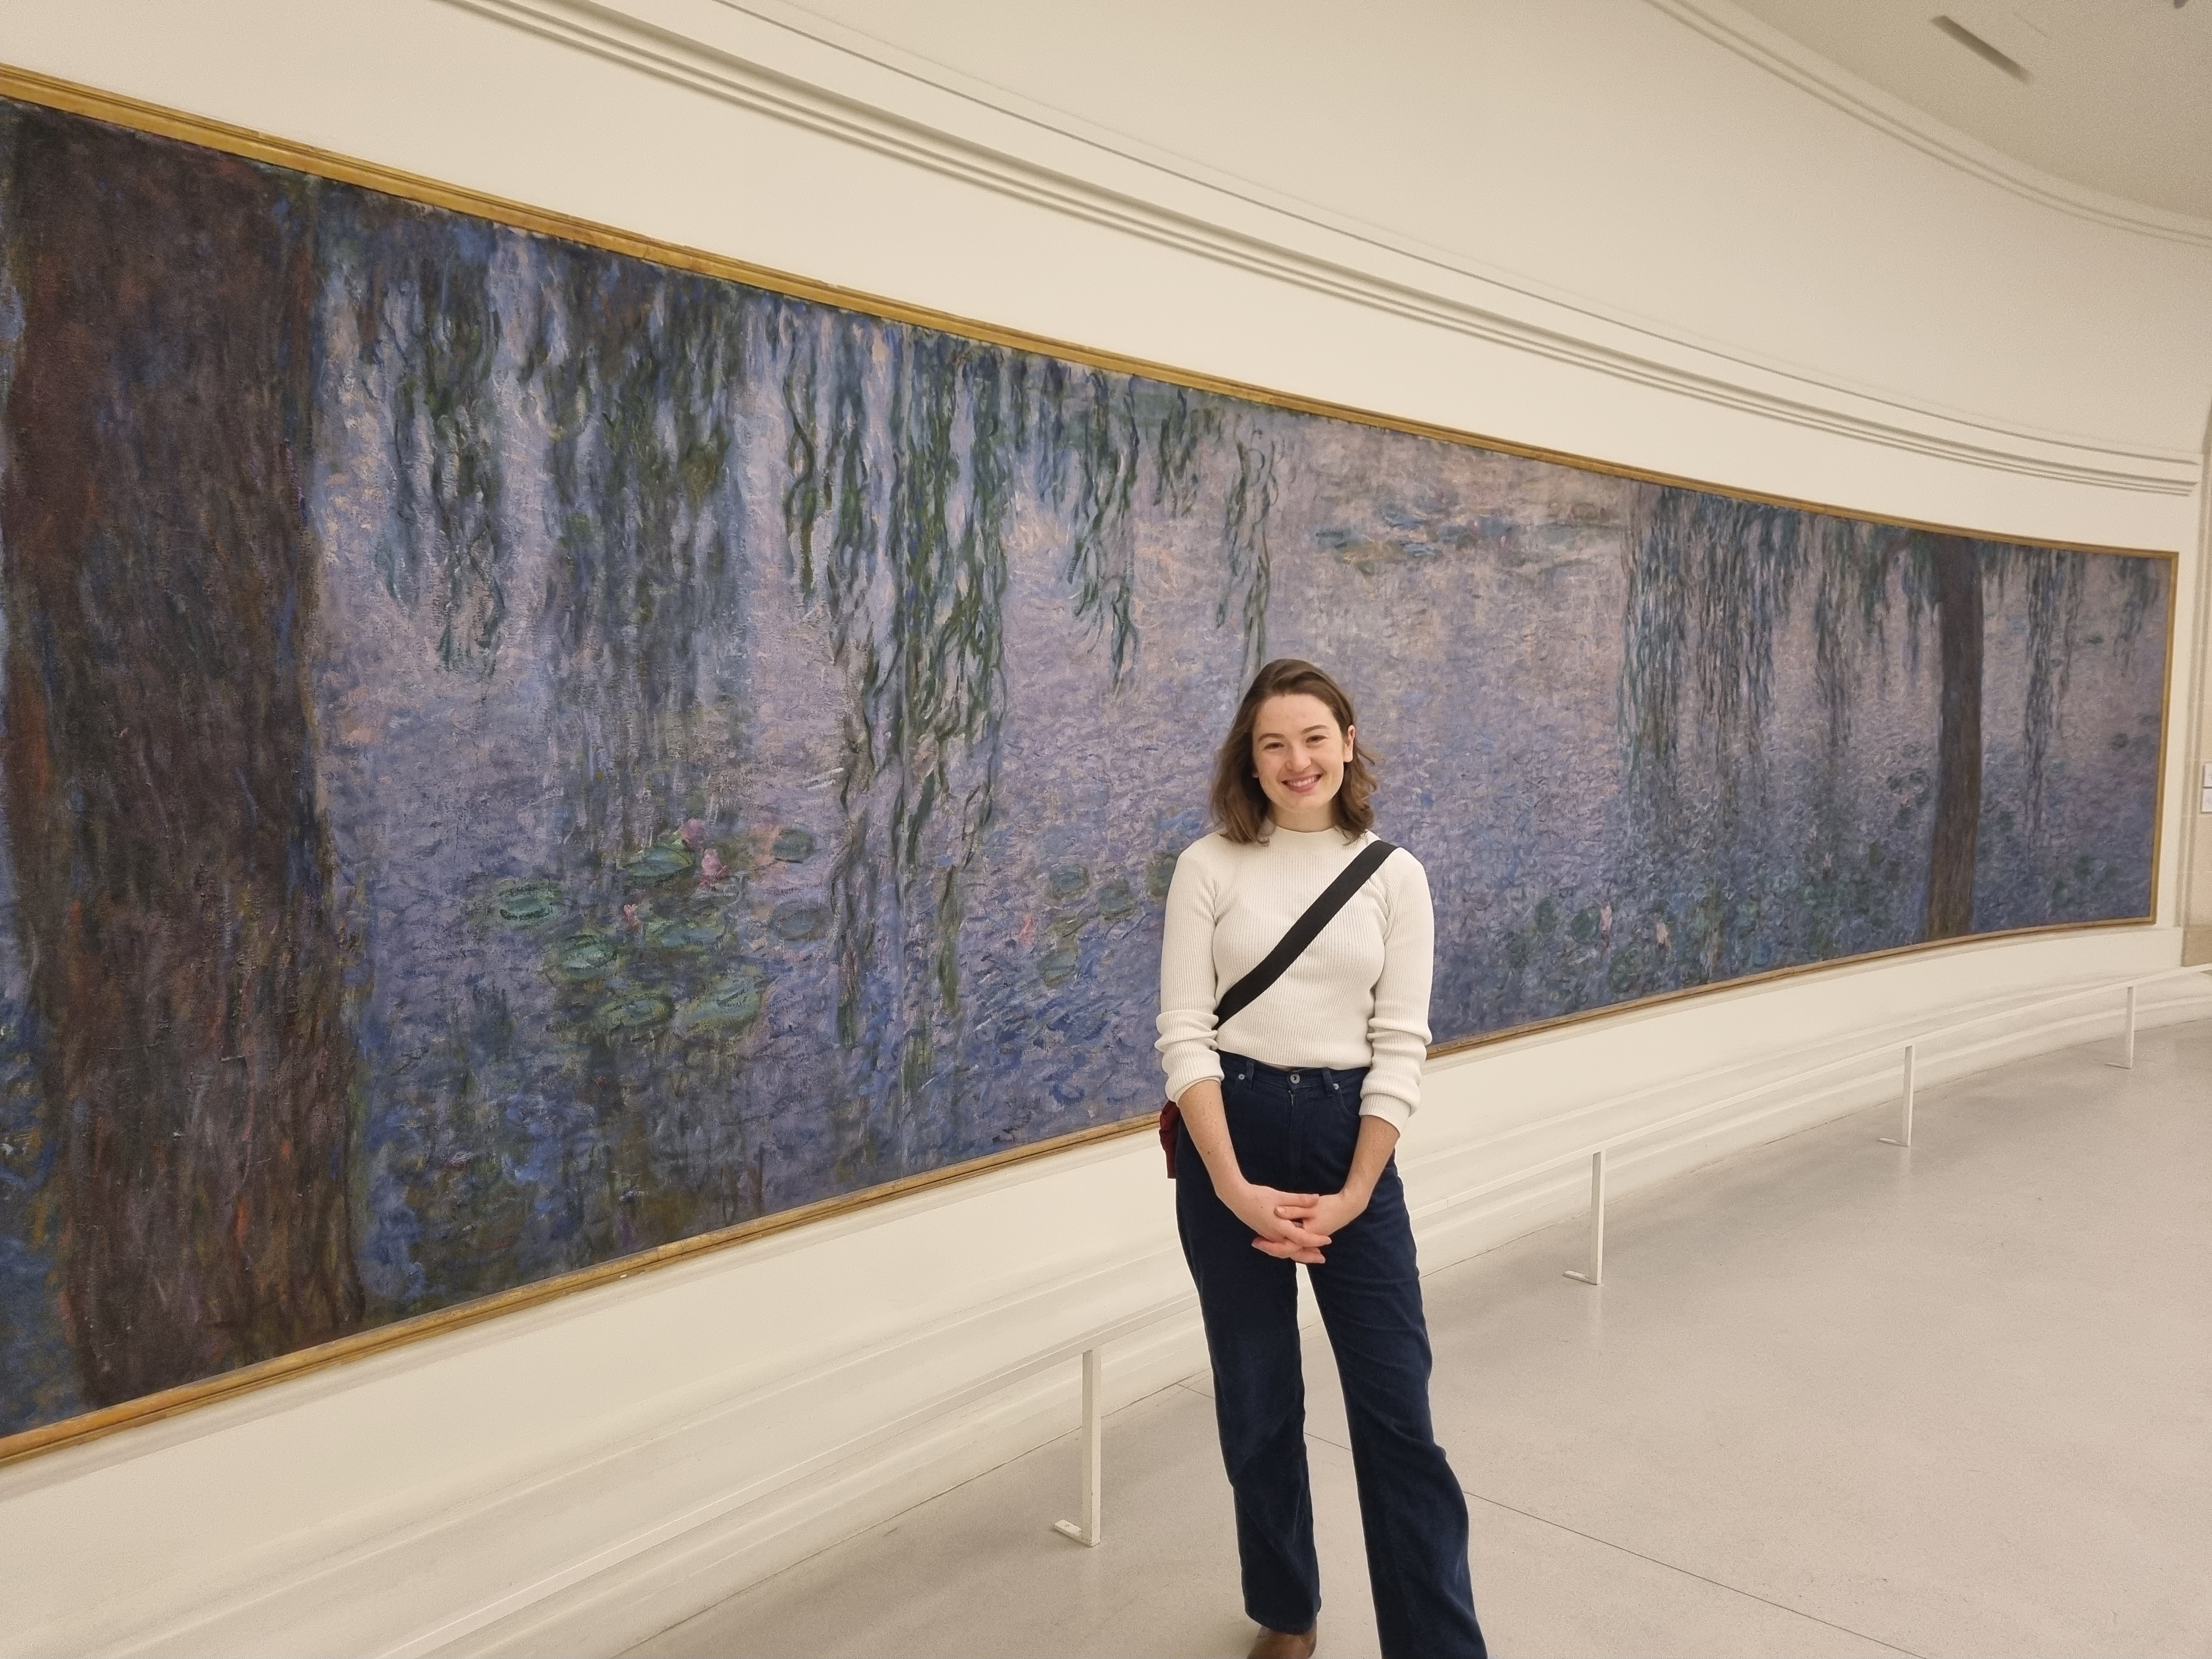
[1923,535,1984,940]
[0,112,362,1405]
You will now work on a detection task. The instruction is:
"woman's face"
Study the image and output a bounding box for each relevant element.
[1250,692,1355,832]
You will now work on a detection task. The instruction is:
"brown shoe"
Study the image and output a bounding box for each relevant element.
[1248,1625,1317,1659]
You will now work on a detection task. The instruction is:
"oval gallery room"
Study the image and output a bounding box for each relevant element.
[0,3,2207,1658]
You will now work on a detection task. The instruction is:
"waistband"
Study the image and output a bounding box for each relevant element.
[1218,1051,1369,1092]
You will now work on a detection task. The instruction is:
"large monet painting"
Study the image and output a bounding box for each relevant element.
[0,87,2169,1444]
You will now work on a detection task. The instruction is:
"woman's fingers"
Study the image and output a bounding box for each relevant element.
[1255,1215,1331,1250]
[1229,1187,1331,1259]
[1234,1188,1323,1232]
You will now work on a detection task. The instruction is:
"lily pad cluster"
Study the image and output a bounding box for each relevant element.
[1030,861,1152,990]
[1483,834,1921,1028]
[482,821,824,1048]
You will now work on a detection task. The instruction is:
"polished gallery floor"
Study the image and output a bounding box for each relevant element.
[629,1024,2212,1658]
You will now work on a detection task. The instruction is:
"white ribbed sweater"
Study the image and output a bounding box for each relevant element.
[1155,826,1435,1130]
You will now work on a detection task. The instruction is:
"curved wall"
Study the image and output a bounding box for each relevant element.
[0,2,2208,1653]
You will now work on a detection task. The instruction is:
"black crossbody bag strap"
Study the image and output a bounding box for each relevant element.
[1160,838,1398,1178]
[1212,838,1399,1027]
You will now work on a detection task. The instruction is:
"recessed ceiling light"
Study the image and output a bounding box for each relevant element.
[1932,14,2034,82]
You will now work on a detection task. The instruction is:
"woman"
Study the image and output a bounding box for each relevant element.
[1157,658,1485,1659]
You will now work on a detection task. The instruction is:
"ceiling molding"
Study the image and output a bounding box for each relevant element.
[434,0,2202,498]
[1647,0,2212,252]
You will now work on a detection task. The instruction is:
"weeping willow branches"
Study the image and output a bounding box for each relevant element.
[1042,367,1144,685]
[1623,481,2165,950]
[1220,432,1276,679]
[1989,546,2081,836]
[1806,516,1895,756]
[338,238,1288,1167]
[778,316,1017,1121]
[327,206,512,676]
[1620,486,1814,829]
[1975,542,2163,836]
[775,327,1274,1157]
[527,255,750,864]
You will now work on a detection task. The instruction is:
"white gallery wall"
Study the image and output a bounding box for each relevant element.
[1,2,2209,1654]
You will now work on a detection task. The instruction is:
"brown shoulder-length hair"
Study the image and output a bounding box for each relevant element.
[1209,659,1380,844]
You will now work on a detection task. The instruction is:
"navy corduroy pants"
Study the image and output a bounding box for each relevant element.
[1176,1053,1486,1659]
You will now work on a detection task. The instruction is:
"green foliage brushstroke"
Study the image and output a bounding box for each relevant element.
[528,256,749,864]
[1219,431,1277,679]
[779,314,1021,1161]
[1625,489,2163,935]
[337,206,511,675]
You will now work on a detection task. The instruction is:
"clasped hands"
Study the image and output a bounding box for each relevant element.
[1225,1180,1370,1264]
[1174,1079,1399,1265]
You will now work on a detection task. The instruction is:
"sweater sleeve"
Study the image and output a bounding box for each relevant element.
[1359,852,1434,1130]
[1155,844,1226,1106]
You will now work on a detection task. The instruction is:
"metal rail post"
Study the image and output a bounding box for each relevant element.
[2111,984,2138,1071]
[1881,1042,1916,1147]
[1563,1148,1606,1286]
[1053,1347,1104,1547]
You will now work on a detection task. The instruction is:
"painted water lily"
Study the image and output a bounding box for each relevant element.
[681,818,707,850]
[699,848,728,885]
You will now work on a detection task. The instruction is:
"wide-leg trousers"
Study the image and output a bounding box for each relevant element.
[1176,1053,1486,1659]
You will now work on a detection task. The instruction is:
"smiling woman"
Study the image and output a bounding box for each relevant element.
[1156,658,1482,1659]
[1215,666,1376,841]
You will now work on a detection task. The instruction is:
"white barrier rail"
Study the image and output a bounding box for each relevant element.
[1548,961,2212,1288]
[1029,963,2212,1546]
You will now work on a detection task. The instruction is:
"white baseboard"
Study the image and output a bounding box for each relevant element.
[462,1311,1214,1659]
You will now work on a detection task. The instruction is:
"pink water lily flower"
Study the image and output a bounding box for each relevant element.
[622,904,640,929]
[699,848,728,885]
[681,818,707,850]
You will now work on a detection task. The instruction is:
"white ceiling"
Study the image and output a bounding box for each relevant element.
[1724,0,2212,221]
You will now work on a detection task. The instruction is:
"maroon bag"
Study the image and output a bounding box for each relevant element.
[1158,839,1396,1177]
